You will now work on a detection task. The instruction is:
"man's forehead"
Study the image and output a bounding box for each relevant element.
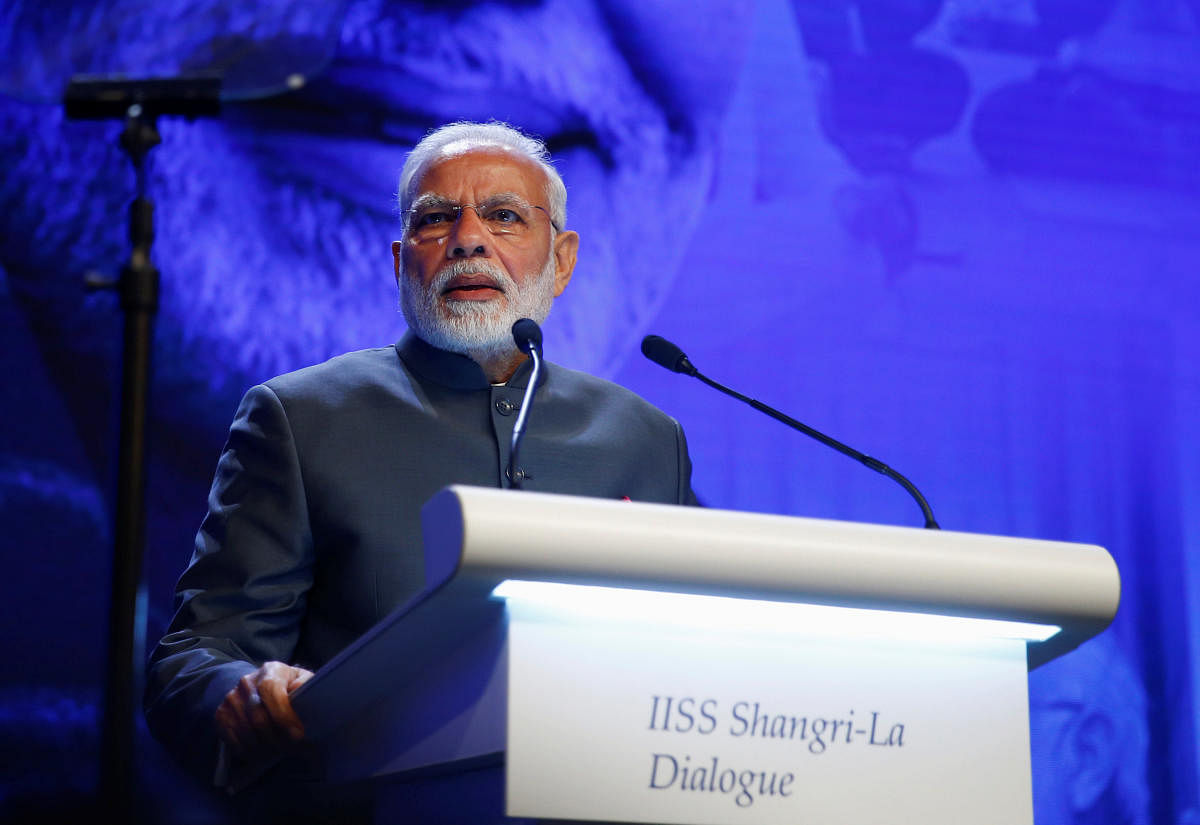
[413,147,548,197]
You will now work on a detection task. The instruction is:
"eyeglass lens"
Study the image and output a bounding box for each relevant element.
[410,197,553,239]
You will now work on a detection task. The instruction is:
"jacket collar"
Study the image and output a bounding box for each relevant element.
[395,331,540,390]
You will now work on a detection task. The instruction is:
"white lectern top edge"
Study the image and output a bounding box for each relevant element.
[421,485,1120,667]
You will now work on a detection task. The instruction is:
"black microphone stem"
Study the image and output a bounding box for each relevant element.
[508,344,541,489]
[691,370,940,530]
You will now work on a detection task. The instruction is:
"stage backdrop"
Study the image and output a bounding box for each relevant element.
[1,1,1198,823]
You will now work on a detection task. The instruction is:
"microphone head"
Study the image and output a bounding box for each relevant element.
[641,334,695,375]
[512,318,543,355]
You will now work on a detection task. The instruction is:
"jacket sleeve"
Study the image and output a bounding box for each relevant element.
[144,383,315,781]
[674,417,700,507]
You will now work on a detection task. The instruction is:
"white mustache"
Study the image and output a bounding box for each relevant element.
[431,260,515,296]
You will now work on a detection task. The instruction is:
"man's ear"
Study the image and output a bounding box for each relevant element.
[552,230,579,297]
[391,240,403,283]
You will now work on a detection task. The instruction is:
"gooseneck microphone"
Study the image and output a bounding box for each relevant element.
[508,319,544,489]
[641,334,940,529]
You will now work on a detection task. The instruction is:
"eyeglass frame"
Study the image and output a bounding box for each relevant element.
[404,193,562,240]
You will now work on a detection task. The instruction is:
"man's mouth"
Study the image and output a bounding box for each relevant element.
[441,273,505,301]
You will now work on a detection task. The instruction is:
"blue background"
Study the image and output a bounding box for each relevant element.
[1,1,1197,822]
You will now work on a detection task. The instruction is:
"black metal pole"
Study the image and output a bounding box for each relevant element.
[63,77,220,820]
[99,110,160,820]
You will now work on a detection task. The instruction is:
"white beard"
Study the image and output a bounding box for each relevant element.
[400,252,557,364]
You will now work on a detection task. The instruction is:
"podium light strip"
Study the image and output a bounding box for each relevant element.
[492,580,1061,642]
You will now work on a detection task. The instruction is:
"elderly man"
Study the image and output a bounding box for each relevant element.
[144,121,697,787]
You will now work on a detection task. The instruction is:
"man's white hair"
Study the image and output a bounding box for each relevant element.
[397,121,567,234]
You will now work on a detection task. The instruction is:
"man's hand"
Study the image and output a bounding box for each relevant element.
[215,661,314,757]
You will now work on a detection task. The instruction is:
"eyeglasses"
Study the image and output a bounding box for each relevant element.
[406,194,560,241]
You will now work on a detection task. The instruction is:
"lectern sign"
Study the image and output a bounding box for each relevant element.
[504,594,1033,825]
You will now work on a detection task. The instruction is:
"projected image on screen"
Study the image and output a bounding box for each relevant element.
[0,1,1197,822]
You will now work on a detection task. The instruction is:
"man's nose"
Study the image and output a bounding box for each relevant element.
[448,207,489,258]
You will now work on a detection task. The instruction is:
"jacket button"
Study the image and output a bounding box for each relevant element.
[495,398,518,415]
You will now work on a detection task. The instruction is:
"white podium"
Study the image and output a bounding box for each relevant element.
[289,486,1119,824]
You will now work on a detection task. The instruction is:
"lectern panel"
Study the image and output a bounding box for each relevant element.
[505,598,1032,825]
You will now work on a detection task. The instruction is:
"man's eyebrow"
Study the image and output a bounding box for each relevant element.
[409,192,528,212]
[409,194,455,211]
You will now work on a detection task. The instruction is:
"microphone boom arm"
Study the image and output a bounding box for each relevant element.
[692,371,939,529]
[641,333,939,529]
[508,319,544,489]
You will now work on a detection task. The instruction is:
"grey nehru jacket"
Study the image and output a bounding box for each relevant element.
[145,331,698,777]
